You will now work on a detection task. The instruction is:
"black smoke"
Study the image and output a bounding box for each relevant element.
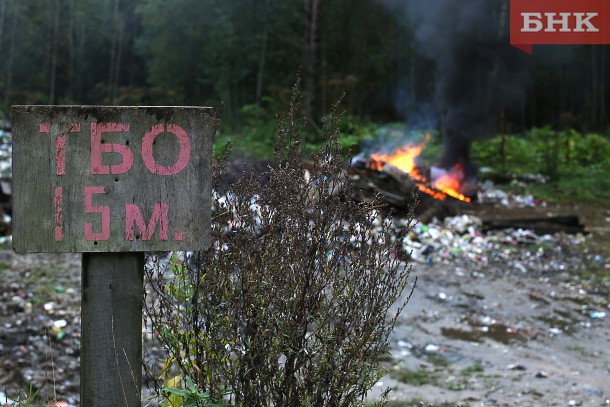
[381,0,531,177]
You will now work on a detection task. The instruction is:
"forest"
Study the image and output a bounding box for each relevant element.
[0,0,609,133]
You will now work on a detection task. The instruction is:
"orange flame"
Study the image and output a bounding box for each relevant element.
[370,142,424,175]
[417,184,446,200]
[369,134,471,202]
[432,164,471,202]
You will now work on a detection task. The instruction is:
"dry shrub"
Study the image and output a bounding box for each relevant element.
[144,82,415,406]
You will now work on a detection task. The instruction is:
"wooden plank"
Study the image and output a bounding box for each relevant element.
[482,215,587,235]
[80,252,144,406]
[12,106,215,252]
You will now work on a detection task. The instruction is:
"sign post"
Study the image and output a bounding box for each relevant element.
[12,106,214,405]
[81,253,144,405]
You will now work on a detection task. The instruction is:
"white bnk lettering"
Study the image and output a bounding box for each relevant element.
[544,13,571,32]
[521,12,600,33]
[522,12,543,32]
[574,12,599,32]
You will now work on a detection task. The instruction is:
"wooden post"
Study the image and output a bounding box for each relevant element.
[81,253,144,406]
[12,106,213,405]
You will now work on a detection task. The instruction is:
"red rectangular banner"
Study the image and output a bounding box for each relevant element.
[510,0,610,54]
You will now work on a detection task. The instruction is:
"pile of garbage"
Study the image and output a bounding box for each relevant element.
[399,213,604,274]
[478,180,547,208]
[204,187,606,281]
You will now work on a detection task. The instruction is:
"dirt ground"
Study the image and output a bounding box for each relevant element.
[0,205,608,406]
[370,259,609,406]
[369,204,610,407]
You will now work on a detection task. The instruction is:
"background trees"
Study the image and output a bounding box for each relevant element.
[0,0,608,133]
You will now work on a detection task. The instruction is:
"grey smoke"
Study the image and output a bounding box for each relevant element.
[380,0,531,176]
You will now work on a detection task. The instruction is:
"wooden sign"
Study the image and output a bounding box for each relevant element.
[12,106,214,253]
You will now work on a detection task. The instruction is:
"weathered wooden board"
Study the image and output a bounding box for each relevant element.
[12,106,215,252]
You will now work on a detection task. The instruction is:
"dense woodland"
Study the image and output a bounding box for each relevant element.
[0,0,609,133]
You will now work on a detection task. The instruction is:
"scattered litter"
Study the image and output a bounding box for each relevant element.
[589,311,606,319]
[0,391,13,405]
[507,363,526,371]
[53,319,67,329]
[424,344,439,353]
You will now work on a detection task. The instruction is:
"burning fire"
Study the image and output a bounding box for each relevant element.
[369,134,471,202]
[370,137,427,182]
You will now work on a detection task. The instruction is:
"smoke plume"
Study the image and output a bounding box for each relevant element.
[382,0,531,176]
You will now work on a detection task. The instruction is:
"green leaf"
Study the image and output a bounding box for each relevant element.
[185,376,198,393]
[163,387,191,397]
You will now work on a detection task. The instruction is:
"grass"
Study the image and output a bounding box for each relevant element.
[370,399,470,407]
[502,166,610,204]
[391,367,441,387]
[427,354,450,367]
[567,342,600,358]
[391,362,487,394]
[14,262,75,306]
[0,364,44,405]
[460,364,484,375]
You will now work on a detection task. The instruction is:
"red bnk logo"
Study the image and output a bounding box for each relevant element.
[510,0,610,54]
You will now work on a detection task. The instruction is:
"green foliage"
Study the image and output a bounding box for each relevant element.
[215,112,387,159]
[473,127,610,175]
[162,376,228,407]
[472,129,610,203]
[2,0,610,133]
[571,132,610,166]
[214,103,279,159]
[305,114,384,156]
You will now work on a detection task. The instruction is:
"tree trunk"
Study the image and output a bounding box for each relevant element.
[0,0,6,59]
[67,0,75,102]
[108,0,121,103]
[4,0,17,107]
[304,0,321,121]
[75,12,85,101]
[112,25,123,102]
[49,0,60,104]
[255,0,269,106]
[597,45,608,129]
